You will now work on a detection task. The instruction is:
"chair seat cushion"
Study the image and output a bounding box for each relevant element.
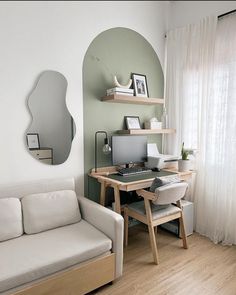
[128,201,181,220]
[0,220,112,293]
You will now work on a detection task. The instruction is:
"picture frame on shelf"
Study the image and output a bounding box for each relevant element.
[124,116,141,130]
[131,73,149,97]
[26,133,40,149]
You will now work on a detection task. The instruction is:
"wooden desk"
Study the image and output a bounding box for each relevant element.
[90,166,192,214]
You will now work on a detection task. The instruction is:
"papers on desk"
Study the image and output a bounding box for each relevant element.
[146,144,178,169]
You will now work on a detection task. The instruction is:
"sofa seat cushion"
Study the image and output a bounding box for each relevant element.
[0,220,112,293]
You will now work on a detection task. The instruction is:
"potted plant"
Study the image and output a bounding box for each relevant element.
[178,142,190,172]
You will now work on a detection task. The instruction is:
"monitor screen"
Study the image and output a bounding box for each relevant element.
[112,135,147,166]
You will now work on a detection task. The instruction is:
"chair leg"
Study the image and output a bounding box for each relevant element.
[143,198,159,264]
[147,224,159,264]
[179,212,188,249]
[154,226,157,235]
[124,207,129,247]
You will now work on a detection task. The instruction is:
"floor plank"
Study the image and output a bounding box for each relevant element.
[92,224,236,295]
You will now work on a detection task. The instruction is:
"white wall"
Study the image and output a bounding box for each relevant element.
[169,1,236,29]
[0,1,169,193]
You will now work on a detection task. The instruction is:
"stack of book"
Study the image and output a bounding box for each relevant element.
[106,87,134,96]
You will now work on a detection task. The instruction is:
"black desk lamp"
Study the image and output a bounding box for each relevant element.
[95,131,111,173]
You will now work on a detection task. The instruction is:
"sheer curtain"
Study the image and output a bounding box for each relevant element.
[165,14,236,245]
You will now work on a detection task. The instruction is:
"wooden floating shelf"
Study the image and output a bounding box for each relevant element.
[117,129,176,135]
[102,94,164,105]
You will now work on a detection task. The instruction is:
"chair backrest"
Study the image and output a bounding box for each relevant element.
[152,182,188,205]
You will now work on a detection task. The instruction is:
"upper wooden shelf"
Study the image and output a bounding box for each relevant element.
[102,94,164,105]
[117,129,175,135]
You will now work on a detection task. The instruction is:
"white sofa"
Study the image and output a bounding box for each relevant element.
[0,178,124,295]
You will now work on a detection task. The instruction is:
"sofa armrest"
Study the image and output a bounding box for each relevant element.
[77,196,124,279]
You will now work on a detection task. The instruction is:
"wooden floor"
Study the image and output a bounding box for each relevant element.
[92,224,236,295]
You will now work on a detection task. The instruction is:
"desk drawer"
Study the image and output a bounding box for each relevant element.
[30,149,52,159]
[41,158,53,165]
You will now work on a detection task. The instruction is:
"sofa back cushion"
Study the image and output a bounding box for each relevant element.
[0,198,23,242]
[22,190,81,234]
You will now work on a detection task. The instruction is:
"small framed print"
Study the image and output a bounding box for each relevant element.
[26,133,40,149]
[125,116,141,130]
[131,73,149,97]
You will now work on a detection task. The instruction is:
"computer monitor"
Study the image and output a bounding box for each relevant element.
[112,135,147,167]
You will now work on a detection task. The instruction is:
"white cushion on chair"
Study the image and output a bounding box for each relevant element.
[128,201,181,220]
[22,190,81,234]
[150,176,180,193]
[0,198,23,242]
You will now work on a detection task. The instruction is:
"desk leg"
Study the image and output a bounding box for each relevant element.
[100,181,106,207]
[113,185,121,214]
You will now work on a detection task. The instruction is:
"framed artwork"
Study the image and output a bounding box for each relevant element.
[131,73,149,97]
[26,133,40,149]
[124,116,141,130]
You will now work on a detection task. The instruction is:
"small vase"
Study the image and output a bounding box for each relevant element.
[178,159,190,172]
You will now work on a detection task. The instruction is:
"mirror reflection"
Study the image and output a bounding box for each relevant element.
[26,70,75,165]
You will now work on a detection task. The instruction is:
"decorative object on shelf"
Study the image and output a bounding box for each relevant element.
[124,116,141,130]
[144,117,162,129]
[131,73,149,97]
[178,142,190,172]
[114,76,132,89]
[89,55,133,90]
[106,87,134,96]
[161,106,168,128]
[95,131,111,173]
[26,133,40,149]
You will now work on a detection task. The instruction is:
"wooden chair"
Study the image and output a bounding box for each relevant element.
[124,182,188,264]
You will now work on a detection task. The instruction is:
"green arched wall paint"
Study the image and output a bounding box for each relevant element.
[83,27,164,200]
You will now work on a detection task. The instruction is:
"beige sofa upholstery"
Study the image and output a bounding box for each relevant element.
[0,178,124,295]
[0,198,23,241]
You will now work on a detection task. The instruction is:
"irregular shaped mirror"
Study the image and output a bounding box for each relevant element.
[26,71,75,165]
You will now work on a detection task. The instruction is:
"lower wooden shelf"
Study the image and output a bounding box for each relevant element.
[117,129,175,135]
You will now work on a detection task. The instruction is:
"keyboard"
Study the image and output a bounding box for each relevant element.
[117,166,152,176]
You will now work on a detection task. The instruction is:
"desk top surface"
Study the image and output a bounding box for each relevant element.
[106,170,177,183]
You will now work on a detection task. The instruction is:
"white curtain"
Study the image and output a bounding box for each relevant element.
[165,14,236,245]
